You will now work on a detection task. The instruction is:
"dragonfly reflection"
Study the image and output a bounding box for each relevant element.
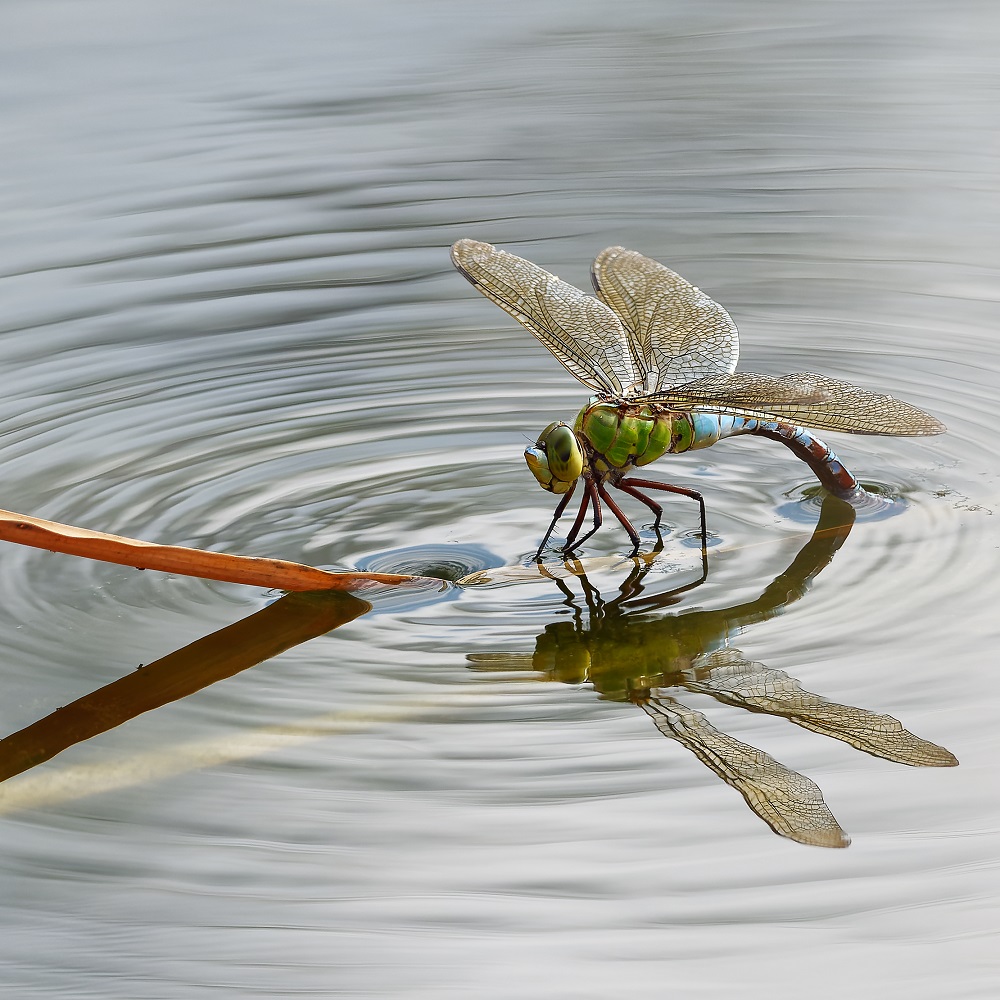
[468,495,956,847]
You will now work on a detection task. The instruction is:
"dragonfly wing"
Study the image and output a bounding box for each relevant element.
[649,371,946,435]
[591,247,740,391]
[452,240,641,396]
[689,650,958,767]
[639,695,849,847]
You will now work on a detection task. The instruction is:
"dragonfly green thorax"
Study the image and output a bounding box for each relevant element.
[451,238,946,558]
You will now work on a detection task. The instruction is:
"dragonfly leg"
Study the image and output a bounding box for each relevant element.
[614,480,664,528]
[559,481,593,553]
[613,482,669,556]
[533,481,577,561]
[597,481,642,555]
[619,477,708,547]
[563,478,602,554]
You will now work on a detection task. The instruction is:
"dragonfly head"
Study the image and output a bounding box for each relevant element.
[524,421,584,494]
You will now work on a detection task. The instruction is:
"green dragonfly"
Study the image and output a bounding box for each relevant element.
[451,239,945,557]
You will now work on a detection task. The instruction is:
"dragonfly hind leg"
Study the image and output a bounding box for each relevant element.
[614,480,665,529]
[617,477,708,547]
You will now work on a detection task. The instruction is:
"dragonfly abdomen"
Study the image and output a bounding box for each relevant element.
[696,411,862,498]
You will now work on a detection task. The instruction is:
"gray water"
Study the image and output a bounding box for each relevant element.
[1,1,998,997]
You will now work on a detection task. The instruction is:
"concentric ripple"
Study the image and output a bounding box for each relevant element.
[1,4,999,996]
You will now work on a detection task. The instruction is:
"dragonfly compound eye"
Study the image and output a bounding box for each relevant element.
[524,422,583,494]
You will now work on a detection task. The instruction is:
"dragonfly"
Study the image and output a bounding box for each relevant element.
[451,239,946,557]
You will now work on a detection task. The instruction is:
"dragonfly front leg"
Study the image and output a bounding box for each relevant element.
[533,481,577,560]
[563,477,602,554]
[619,477,708,547]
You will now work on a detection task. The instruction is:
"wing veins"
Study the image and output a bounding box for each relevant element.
[644,372,946,435]
[640,695,849,847]
[688,651,958,767]
[452,240,640,397]
[592,247,740,391]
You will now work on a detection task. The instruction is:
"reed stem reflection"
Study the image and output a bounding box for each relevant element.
[0,591,370,784]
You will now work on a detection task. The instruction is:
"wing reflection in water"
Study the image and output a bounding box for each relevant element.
[468,495,957,848]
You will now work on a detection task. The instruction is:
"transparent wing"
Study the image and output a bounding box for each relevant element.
[646,371,946,436]
[591,246,740,391]
[688,650,958,767]
[639,695,849,848]
[452,239,641,396]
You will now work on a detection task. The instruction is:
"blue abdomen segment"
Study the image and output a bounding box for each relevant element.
[690,412,741,450]
[690,411,862,498]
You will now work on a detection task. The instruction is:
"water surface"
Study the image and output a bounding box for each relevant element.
[1,1,998,997]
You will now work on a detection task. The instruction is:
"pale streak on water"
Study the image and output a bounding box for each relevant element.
[0,1,998,997]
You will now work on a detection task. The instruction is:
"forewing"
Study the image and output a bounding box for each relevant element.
[452,239,640,396]
[689,650,958,767]
[639,695,849,848]
[648,371,946,435]
[592,246,740,391]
